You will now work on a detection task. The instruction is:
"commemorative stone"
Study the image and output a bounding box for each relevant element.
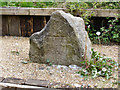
[29,10,92,66]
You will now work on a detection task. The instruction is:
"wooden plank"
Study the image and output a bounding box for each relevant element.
[25,79,71,89]
[8,16,21,36]
[1,7,30,15]
[46,16,50,23]
[0,7,65,16]
[0,15,2,36]
[33,16,42,33]
[33,16,46,33]
[0,82,44,89]
[2,77,25,84]
[20,16,33,37]
[72,9,120,17]
[0,77,4,82]
[25,79,50,87]
[43,16,46,26]
[28,17,33,36]
[2,16,9,36]
[0,8,120,17]
[30,8,65,16]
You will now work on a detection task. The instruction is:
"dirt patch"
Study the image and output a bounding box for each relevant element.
[0,36,119,88]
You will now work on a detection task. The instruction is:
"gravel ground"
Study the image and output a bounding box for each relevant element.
[0,36,119,88]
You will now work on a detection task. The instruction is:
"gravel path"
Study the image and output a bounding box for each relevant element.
[0,36,119,88]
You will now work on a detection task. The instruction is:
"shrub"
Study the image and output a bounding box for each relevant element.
[77,49,118,79]
[86,17,120,44]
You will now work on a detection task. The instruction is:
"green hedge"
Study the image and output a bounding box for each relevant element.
[0,2,120,9]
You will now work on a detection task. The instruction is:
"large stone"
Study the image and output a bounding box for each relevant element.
[29,10,92,66]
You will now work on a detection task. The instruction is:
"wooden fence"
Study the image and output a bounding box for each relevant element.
[2,15,50,36]
[1,8,64,37]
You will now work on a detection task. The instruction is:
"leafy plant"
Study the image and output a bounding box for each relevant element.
[65,2,120,44]
[65,2,94,25]
[77,49,118,79]
[86,17,120,44]
[11,50,19,56]
[20,2,34,7]
[21,61,28,64]
[46,59,53,66]
[0,2,8,7]
[100,18,120,43]
[93,2,120,9]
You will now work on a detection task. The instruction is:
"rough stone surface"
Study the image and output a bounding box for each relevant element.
[29,10,92,66]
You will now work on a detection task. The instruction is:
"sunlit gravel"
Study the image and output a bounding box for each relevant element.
[0,36,119,88]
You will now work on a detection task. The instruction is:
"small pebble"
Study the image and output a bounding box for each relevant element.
[80,75,83,78]
[39,67,45,70]
[69,65,81,70]
[15,43,18,46]
[102,78,105,82]
[21,61,28,64]
[56,65,68,69]
[73,84,81,87]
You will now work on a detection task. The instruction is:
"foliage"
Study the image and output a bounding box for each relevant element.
[65,2,94,25]
[11,50,19,56]
[46,59,53,66]
[0,2,59,8]
[0,2,119,9]
[65,2,120,44]
[86,17,120,44]
[77,49,118,79]
[90,2,120,9]
[100,18,120,43]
